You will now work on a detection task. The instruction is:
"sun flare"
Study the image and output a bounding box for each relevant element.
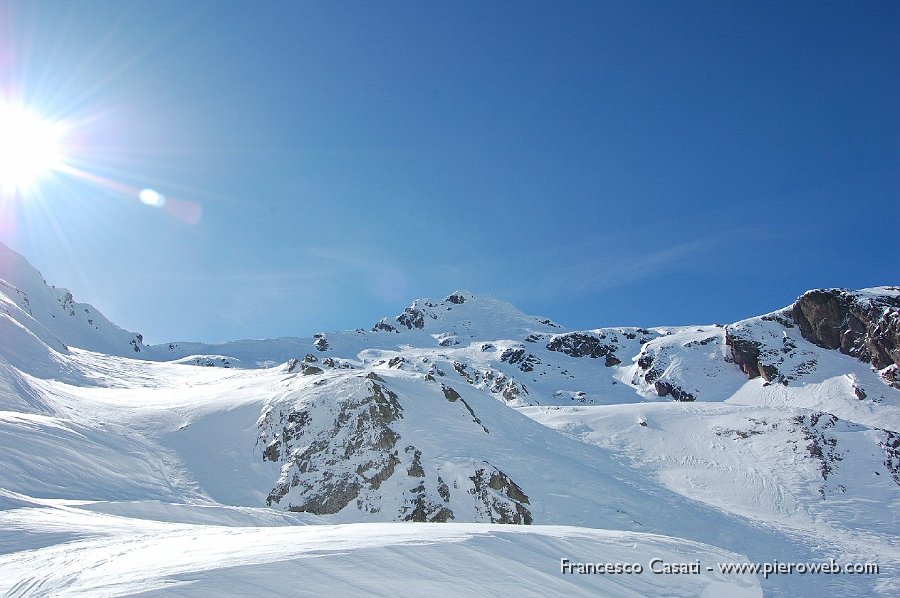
[0,104,67,194]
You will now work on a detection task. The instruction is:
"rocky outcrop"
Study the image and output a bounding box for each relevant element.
[301,364,323,376]
[441,383,489,434]
[402,481,454,522]
[313,333,329,351]
[792,289,900,369]
[792,412,843,488]
[448,360,529,403]
[724,322,817,384]
[260,377,404,514]
[446,292,466,304]
[724,289,899,386]
[546,332,621,366]
[400,446,454,522]
[654,380,696,402]
[882,365,900,390]
[499,347,541,372]
[725,331,776,381]
[879,430,900,486]
[372,319,398,333]
[397,306,427,330]
[469,464,532,525]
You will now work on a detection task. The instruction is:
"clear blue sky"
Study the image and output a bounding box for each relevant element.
[1,0,898,343]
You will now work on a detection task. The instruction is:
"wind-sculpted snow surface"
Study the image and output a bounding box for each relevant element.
[0,496,762,597]
[0,242,898,595]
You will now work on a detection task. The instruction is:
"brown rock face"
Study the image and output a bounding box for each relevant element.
[792,289,900,369]
[792,290,847,350]
[725,331,765,380]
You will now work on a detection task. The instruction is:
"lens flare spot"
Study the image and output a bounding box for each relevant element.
[139,188,166,207]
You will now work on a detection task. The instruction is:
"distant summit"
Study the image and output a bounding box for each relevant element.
[371,290,564,344]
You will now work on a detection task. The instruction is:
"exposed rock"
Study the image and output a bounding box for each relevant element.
[725,319,818,385]
[636,350,665,385]
[452,361,473,383]
[792,289,900,369]
[792,290,851,350]
[725,331,769,380]
[654,380,696,402]
[397,447,455,522]
[313,333,329,351]
[397,306,426,330]
[262,379,404,514]
[499,347,541,372]
[179,356,233,368]
[405,446,425,477]
[322,357,353,370]
[441,384,461,402]
[301,364,323,376]
[446,292,466,304]
[546,332,619,365]
[879,430,900,486]
[492,374,526,403]
[792,412,843,484]
[448,361,530,405]
[372,319,398,333]
[882,365,900,390]
[402,488,454,522]
[437,476,451,502]
[441,384,488,433]
[469,464,532,525]
[263,439,280,462]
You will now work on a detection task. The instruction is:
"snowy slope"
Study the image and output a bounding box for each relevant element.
[0,244,897,595]
[0,242,147,362]
[523,402,899,571]
[0,493,760,598]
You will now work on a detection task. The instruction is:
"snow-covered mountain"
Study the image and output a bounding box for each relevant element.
[0,240,897,596]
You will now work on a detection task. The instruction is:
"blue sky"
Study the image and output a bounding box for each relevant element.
[1,0,898,343]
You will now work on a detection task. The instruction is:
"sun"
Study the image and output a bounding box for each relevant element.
[0,103,67,194]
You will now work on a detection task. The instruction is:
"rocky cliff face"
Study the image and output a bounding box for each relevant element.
[792,288,900,370]
[259,373,404,515]
[725,288,900,387]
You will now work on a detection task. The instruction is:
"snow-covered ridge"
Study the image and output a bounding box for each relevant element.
[0,242,147,364]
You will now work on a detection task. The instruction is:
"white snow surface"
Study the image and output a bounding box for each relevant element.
[0,242,897,596]
[0,493,760,597]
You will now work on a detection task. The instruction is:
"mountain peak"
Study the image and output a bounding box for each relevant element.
[371,290,565,342]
